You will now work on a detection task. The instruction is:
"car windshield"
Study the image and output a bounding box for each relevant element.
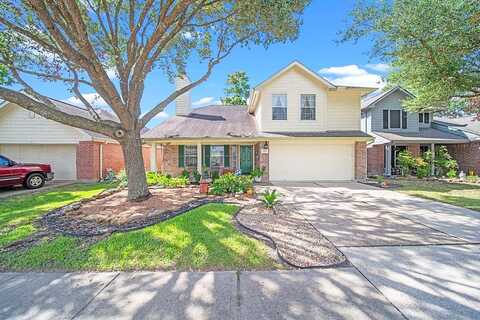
[0,155,11,167]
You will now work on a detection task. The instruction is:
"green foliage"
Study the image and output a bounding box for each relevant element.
[146,172,188,188]
[262,189,279,208]
[210,173,253,195]
[211,170,220,182]
[192,170,202,184]
[415,157,430,179]
[397,151,416,176]
[434,146,458,177]
[116,169,128,188]
[466,175,479,183]
[342,0,480,112]
[250,167,264,180]
[221,71,250,105]
[375,175,385,184]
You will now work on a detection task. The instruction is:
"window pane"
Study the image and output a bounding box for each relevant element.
[272,107,287,120]
[301,94,316,120]
[272,94,287,107]
[184,145,197,167]
[383,110,389,129]
[419,113,423,123]
[424,113,430,123]
[210,145,224,167]
[0,156,9,167]
[390,110,401,128]
[402,111,408,129]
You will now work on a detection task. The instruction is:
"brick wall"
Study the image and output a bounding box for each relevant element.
[407,144,421,157]
[255,142,269,182]
[161,144,184,176]
[355,141,367,180]
[447,142,480,175]
[367,144,385,176]
[76,141,100,181]
[76,141,153,181]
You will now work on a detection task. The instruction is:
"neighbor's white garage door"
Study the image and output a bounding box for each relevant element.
[269,141,354,181]
[0,144,77,180]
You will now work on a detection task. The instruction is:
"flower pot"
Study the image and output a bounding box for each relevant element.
[199,181,209,194]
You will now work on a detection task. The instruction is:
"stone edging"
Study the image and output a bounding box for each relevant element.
[234,207,349,269]
[39,188,224,237]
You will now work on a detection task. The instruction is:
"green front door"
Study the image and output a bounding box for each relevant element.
[240,145,253,174]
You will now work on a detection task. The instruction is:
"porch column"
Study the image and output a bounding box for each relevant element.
[385,144,392,176]
[197,143,202,174]
[150,142,157,172]
[431,143,435,176]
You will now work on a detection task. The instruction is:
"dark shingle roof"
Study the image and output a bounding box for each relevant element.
[434,115,480,136]
[143,105,257,139]
[372,128,469,144]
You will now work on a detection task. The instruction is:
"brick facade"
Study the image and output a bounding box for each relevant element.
[354,141,367,180]
[160,144,184,176]
[407,144,421,157]
[447,142,480,175]
[367,144,385,176]
[254,142,269,182]
[76,141,153,181]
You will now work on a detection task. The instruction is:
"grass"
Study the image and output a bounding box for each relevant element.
[392,179,480,211]
[0,182,117,247]
[0,203,278,271]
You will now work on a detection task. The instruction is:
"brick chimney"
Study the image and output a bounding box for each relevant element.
[175,75,191,116]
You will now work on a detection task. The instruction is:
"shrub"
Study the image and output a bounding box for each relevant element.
[192,170,202,184]
[210,173,253,195]
[435,146,458,177]
[466,175,479,183]
[146,172,188,188]
[181,170,190,179]
[262,189,279,208]
[397,150,415,176]
[250,167,264,180]
[117,169,128,187]
[211,170,220,181]
[414,157,430,179]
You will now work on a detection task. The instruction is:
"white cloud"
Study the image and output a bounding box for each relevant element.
[65,93,108,107]
[365,63,391,72]
[192,96,220,107]
[318,64,383,88]
[183,31,193,39]
[140,110,169,119]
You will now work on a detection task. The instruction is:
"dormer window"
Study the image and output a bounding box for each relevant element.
[300,94,316,120]
[272,94,287,120]
[419,112,430,124]
[383,109,408,129]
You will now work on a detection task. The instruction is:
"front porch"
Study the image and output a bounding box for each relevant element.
[149,141,269,181]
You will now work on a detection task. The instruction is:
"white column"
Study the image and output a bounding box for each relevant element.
[431,143,435,176]
[197,143,202,174]
[150,142,157,172]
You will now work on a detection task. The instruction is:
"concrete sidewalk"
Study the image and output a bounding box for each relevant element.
[0,267,403,320]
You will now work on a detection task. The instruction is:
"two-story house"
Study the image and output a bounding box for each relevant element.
[143,61,374,182]
[361,86,471,176]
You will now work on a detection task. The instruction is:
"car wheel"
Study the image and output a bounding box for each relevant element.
[25,173,45,189]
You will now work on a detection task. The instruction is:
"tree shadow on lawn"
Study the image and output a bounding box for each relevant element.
[396,180,480,193]
[1,203,276,272]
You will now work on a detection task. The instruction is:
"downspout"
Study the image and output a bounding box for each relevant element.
[99,143,103,180]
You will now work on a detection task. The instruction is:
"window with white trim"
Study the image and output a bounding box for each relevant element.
[272,94,287,120]
[300,94,316,120]
[210,145,224,167]
[419,112,430,124]
[184,145,197,167]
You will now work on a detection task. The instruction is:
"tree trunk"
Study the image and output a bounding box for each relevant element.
[121,130,151,201]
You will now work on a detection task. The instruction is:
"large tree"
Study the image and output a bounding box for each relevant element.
[341,0,480,113]
[221,70,249,105]
[0,0,309,201]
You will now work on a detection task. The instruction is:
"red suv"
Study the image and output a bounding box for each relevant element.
[0,155,54,189]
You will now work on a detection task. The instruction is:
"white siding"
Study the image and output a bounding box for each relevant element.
[255,66,362,132]
[0,104,89,144]
[269,140,354,180]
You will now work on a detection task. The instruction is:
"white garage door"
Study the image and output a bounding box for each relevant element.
[0,144,77,180]
[269,141,354,181]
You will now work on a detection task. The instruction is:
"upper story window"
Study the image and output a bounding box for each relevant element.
[272,94,287,120]
[300,94,316,120]
[383,109,408,129]
[419,112,430,124]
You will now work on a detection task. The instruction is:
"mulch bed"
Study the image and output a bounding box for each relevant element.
[236,203,347,268]
[40,186,224,237]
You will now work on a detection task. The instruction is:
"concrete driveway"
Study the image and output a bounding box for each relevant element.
[272,181,480,320]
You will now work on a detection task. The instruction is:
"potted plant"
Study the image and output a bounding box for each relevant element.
[250,167,264,183]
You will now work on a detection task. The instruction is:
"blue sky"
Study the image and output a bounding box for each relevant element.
[25,0,389,128]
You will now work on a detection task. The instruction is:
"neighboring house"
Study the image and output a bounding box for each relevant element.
[361,86,476,176]
[434,115,480,175]
[143,61,374,182]
[0,99,152,181]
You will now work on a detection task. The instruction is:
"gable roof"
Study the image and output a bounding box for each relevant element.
[434,115,480,137]
[143,105,257,140]
[0,98,118,141]
[361,86,415,110]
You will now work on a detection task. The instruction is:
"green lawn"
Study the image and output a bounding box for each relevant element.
[0,183,116,247]
[393,179,480,211]
[0,203,277,271]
